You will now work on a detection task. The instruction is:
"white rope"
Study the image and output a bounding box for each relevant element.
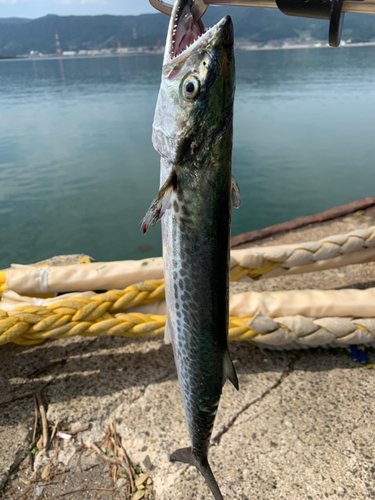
[5,226,375,295]
[231,225,375,279]
[248,312,375,349]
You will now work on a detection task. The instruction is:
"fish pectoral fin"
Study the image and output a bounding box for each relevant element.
[141,170,177,234]
[231,175,241,209]
[223,351,239,390]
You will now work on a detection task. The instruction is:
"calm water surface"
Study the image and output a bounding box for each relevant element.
[0,47,374,268]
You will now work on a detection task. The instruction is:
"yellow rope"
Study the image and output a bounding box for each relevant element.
[0,303,256,346]
[0,271,7,298]
[229,260,281,281]
[3,281,375,347]
[0,279,159,345]
[0,276,257,345]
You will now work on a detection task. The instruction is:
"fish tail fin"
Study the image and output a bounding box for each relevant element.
[196,457,225,500]
[170,448,224,500]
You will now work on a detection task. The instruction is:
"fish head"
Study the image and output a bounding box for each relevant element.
[152,0,234,165]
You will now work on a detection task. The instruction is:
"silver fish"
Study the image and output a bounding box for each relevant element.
[142,1,240,498]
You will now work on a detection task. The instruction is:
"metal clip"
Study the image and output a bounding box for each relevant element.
[329,0,345,47]
[149,0,361,46]
[149,0,208,18]
[276,0,345,46]
[149,0,173,16]
[149,0,375,16]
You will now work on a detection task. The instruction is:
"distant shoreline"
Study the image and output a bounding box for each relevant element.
[235,41,375,51]
[2,40,375,60]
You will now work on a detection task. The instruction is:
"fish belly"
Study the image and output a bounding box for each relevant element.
[161,158,231,455]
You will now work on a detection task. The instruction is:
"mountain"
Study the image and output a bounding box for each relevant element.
[0,13,168,56]
[0,9,374,56]
[0,17,30,24]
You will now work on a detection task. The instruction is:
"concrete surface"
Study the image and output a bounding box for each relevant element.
[1,209,375,499]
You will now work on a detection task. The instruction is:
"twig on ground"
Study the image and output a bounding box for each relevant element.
[51,468,70,477]
[0,391,35,406]
[54,433,60,460]
[108,422,135,492]
[88,442,125,468]
[88,439,135,492]
[63,424,90,435]
[119,442,135,486]
[57,487,118,497]
[50,420,59,442]
[84,463,100,472]
[0,379,55,407]
[32,394,39,443]
[84,434,106,458]
[35,392,48,453]
[27,394,40,471]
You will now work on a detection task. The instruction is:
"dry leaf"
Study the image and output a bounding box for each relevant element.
[41,463,51,479]
[132,490,145,500]
[36,435,44,450]
[135,474,148,487]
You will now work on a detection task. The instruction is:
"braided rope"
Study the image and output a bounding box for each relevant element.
[2,226,375,346]
[0,226,375,296]
[0,305,255,346]
[230,259,280,281]
[0,271,7,298]
[2,304,375,348]
[246,312,375,348]
[231,225,375,279]
[0,279,163,346]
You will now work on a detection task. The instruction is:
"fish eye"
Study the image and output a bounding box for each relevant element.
[183,76,200,99]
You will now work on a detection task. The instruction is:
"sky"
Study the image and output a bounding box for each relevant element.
[0,0,158,19]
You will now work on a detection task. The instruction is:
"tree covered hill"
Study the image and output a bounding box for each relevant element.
[0,17,30,24]
[0,8,374,56]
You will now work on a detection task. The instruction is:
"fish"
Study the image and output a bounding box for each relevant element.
[142,1,240,498]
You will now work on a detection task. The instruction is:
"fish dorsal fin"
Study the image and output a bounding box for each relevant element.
[223,351,239,390]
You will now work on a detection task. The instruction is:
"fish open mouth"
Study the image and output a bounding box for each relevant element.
[169,0,208,60]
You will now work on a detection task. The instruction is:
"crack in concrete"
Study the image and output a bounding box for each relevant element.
[211,353,301,446]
